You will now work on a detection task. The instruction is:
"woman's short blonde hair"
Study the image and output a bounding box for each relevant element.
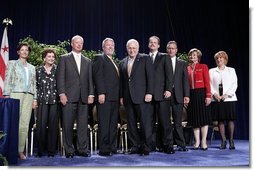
[214,51,228,65]
[188,48,202,62]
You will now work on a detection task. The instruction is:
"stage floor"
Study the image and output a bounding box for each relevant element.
[14,140,249,167]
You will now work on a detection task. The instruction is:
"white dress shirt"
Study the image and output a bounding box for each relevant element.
[171,56,176,74]
[72,51,81,74]
[150,51,158,63]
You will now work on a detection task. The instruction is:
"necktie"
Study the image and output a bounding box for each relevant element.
[127,60,133,77]
[151,53,155,63]
[109,57,119,76]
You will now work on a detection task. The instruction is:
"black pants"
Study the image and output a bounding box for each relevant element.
[170,93,186,147]
[97,101,119,153]
[36,104,59,155]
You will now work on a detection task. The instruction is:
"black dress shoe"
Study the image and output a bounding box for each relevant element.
[128,147,140,154]
[156,147,164,152]
[165,147,175,154]
[77,152,90,157]
[139,149,150,156]
[98,151,111,156]
[66,153,74,158]
[36,153,42,158]
[178,147,188,152]
[111,150,119,155]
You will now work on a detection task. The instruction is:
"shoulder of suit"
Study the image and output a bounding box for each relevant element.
[139,53,149,57]
[177,58,188,65]
[120,56,128,62]
[60,52,71,58]
[93,53,105,60]
[7,60,16,65]
[27,62,35,68]
[158,52,167,56]
[81,55,92,62]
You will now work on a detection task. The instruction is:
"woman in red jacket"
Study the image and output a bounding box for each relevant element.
[187,48,212,150]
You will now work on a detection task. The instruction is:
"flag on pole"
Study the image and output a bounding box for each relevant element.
[0,27,9,97]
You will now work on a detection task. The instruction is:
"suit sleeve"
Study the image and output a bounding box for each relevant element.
[164,55,173,92]
[56,55,66,95]
[3,61,14,96]
[119,60,124,98]
[145,55,154,95]
[226,68,238,97]
[88,60,94,96]
[92,55,106,95]
[32,66,37,99]
[183,61,190,97]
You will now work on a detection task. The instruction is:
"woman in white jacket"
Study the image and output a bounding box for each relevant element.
[209,51,238,150]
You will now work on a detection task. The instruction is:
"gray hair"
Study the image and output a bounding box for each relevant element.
[126,39,139,48]
[102,37,114,48]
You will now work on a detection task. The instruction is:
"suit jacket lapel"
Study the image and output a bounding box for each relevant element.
[130,55,140,76]
[175,57,179,76]
[104,54,119,76]
[123,58,129,77]
[154,53,160,66]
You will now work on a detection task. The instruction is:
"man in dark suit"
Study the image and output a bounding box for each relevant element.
[92,38,120,156]
[166,40,190,152]
[119,39,154,155]
[56,35,94,158]
[148,36,174,154]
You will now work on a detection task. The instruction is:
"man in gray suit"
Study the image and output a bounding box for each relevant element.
[56,35,94,158]
[166,40,190,152]
[119,39,154,155]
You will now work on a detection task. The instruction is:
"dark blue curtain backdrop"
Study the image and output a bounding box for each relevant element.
[0,0,249,139]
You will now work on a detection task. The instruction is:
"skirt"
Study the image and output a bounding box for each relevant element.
[211,101,237,121]
[187,88,212,128]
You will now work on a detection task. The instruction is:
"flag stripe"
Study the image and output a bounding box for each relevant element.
[0,27,9,97]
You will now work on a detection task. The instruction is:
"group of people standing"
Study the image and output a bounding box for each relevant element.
[2,35,238,160]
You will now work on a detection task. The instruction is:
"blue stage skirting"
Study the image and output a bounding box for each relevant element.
[0,98,20,165]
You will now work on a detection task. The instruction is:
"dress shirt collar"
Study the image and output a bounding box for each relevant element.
[150,51,158,57]
[72,51,81,58]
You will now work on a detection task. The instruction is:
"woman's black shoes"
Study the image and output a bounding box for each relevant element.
[220,141,227,149]
[229,140,235,150]
[220,140,235,150]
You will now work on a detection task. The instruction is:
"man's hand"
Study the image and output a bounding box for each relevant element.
[98,94,105,104]
[145,94,152,102]
[164,91,171,98]
[60,94,68,106]
[88,96,94,104]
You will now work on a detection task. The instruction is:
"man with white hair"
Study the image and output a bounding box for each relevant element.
[119,39,154,155]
